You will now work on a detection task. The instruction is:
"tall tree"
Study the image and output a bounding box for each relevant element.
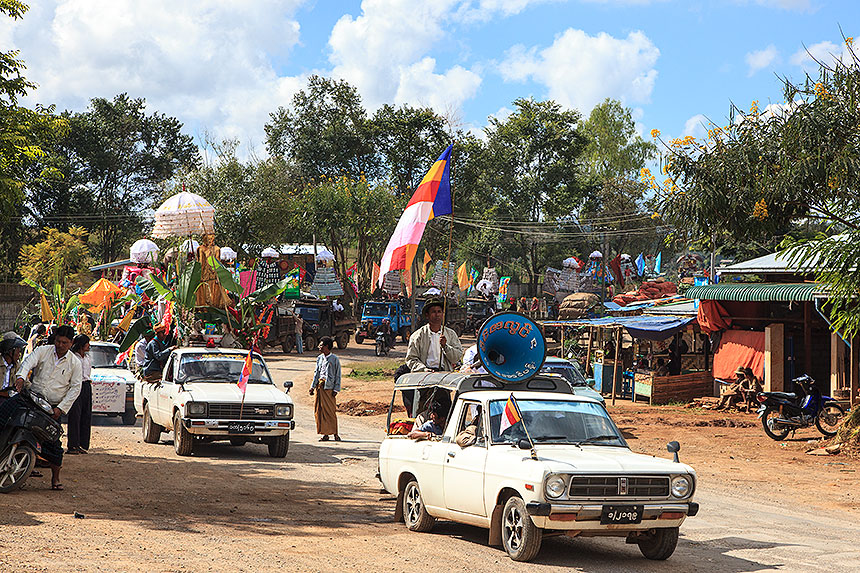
[265,75,377,181]
[27,94,199,264]
[0,0,68,279]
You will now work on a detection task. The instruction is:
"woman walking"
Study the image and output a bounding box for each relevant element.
[67,334,92,454]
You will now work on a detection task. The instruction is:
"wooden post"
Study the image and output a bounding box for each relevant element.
[851,335,860,408]
[611,327,621,406]
[585,327,593,376]
[764,323,785,392]
[804,302,813,377]
[830,332,845,397]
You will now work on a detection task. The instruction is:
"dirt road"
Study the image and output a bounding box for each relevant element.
[1,342,858,572]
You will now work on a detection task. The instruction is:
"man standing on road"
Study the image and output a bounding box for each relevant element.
[14,324,82,491]
[406,298,464,372]
[310,336,341,442]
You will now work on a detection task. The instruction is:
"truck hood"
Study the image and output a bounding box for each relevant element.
[91,368,137,384]
[494,444,694,475]
[183,383,291,405]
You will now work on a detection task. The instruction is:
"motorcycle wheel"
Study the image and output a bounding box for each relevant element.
[375,342,383,357]
[0,444,36,493]
[761,408,790,441]
[816,402,847,437]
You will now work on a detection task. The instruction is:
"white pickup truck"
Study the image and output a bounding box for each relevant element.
[378,372,698,562]
[134,348,294,457]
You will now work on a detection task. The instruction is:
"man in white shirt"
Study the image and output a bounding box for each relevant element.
[406,299,464,372]
[134,330,155,372]
[15,324,82,490]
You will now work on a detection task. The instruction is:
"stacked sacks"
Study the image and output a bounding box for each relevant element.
[559,292,600,319]
[612,279,677,306]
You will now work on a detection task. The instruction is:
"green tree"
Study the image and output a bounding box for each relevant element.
[0,0,68,279]
[28,93,199,264]
[18,226,91,287]
[265,75,377,181]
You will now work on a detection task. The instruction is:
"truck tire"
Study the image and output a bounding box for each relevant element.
[336,333,349,350]
[399,327,411,344]
[501,496,542,562]
[281,336,295,354]
[304,335,317,353]
[637,527,679,560]
[173,411,194,456]
[355,333,365,344]
[403,480,435,532]
[142,404,163,444]
[122,408,137,426]
[268,433,290,458]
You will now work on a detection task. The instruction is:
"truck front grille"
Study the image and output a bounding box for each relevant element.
[207,403,275,420]
[568,476,670,499]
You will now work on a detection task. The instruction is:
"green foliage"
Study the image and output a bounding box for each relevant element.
[18,226,91,287]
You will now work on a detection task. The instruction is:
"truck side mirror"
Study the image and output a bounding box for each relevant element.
[666,441,680,463]
[283,380,294,393]
[585,378,596,388]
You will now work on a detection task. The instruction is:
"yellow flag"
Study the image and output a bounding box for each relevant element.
[40,293,55,323]
[457,262,471,291]
[118,305,137,332]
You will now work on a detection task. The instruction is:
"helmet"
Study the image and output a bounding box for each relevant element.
[0,332,26,354]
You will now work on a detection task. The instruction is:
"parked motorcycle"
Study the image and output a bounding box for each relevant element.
[757,374,846,440]
[375,331,392,357]
[0,389,63,493]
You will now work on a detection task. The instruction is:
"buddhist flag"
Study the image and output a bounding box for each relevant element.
[499,394,522,434]
[457,262,471,291]
[378,144,453,287]
[371,262,381,290]
[237,349,253,394]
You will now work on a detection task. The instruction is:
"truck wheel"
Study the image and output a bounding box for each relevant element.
[0,444,36,493]
[399,327,411,344]
[403,480,435,532]
[355,334,365,344]
[336,333,349,350]
[142,405,163,444]
[173,411,194,456]
[304,335,317,353]
[281,337,295,354]
[268,433,290,458]
[637,527,679,560]
[502,496,542,562]
[122,408,137,426]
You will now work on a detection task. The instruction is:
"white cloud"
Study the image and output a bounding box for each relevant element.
[790,40,851,74]
[682,114,708,139]
[499,29,659,113]
[5,0,306,154]
[745,45,779,76]
[454,0,559,22]
[328,0,484,116]
[752,0,814,11]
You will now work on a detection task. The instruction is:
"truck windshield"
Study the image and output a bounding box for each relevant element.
[296,307,320,322]
[363,303,392,316]
[176,353,273,384]
[540,364,588,386]
[91,345,124,369]
[488,399,625,447]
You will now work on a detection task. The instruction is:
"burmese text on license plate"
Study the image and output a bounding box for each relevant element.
[600,505,643,525]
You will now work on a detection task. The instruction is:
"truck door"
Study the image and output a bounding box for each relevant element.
[153,356,175,427]
[443,401,488,516]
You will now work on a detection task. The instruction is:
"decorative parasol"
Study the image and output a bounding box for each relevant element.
[589,250,603,259]
[151,192,215,238]
[130,239,159,264]
[181,239,200,253]
[261,247,279,258]
[79,278,124,311]
[219,246,237,261]
[315,248,335,262]
[474,279,493,297]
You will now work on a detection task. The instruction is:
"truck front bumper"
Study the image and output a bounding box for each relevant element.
[525,501,698,532]
[182,418,295,435]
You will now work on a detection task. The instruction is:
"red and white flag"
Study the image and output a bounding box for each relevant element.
[237,349,253,394]
[499,394,523,434]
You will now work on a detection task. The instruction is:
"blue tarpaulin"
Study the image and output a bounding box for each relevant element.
[541,315,695,341]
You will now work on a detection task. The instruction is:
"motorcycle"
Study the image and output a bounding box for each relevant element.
[375,331,393,357]
[0,389,63,493]
[756,374,846,440]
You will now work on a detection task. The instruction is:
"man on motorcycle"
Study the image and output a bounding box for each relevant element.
[1,332,27,406]
[14,324,81,490]
[378,318,394,351]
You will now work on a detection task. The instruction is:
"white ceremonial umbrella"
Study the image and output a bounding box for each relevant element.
[261,247,279,258]
[562,257,578,268]
[315,248,336,262]
[129,239,159,264]
[181,239,200,253]
[151,192,215,238]
[474,279,493,297]
[589,250,603,259]
[219,246,237,261]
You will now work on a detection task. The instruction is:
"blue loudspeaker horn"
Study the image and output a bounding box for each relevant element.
[477,312,546,383]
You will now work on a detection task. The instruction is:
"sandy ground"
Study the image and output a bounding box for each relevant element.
[1,337,859,572]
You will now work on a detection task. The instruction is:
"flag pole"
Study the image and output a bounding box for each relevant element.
[512,395,538,461]
[441,145,455,363]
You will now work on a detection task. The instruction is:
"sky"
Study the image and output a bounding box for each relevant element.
[3,0,858,159]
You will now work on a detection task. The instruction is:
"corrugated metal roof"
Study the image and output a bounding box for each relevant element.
[89,259,133,271]
[686,282,817,302]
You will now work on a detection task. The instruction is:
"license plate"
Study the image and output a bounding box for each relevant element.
[600,505,643,525]
[227,422,255,433]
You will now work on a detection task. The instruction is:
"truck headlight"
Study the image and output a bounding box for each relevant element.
[276,405,292,418]
[187,402,207,417]
[544,474,567,499]
[671,475,691,498]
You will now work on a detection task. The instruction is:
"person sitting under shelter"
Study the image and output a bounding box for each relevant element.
[408,402,445,440]
[717,367,750,410]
